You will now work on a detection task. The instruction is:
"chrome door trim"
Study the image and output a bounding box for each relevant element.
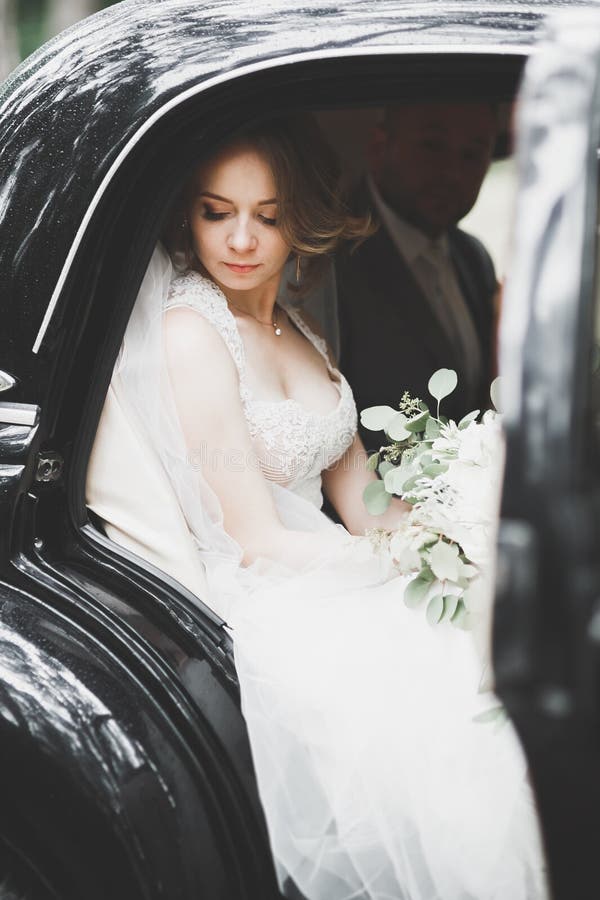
[0,403,39,427]
[0,370,17,393]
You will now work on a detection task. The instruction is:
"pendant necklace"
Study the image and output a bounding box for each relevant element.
[228,300,282,336]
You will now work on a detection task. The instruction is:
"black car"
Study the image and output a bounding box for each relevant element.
[1,1,599,898]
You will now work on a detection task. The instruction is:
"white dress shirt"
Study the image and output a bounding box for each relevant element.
[368,175,482,393]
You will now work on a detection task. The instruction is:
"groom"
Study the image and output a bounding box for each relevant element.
[336,102,499,448]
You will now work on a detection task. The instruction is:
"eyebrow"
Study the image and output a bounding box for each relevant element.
[200,191,278,205]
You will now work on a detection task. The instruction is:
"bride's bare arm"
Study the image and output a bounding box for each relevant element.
[288,310,408,536]
[322,432,409,536]
[164,306,344,568]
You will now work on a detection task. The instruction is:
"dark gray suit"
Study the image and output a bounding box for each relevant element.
[337,219,497,450]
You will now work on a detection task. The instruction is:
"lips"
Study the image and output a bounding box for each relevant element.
[224,263,260,273]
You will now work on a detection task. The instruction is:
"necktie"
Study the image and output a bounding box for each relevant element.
[416,241,482,393]
[418,242,463,352]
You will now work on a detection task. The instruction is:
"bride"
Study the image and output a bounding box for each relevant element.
[100,115,548,899]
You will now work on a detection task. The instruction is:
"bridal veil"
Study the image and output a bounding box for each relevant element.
[86,244,548,900]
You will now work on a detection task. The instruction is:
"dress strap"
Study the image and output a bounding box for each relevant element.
[165,270,252,406]
[285,306,334,370]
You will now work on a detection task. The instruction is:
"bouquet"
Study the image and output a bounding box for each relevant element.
[362,368,504,644]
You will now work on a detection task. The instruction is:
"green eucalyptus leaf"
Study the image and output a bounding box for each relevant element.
[458,409,480,429]
[450,599,470,629]
[379,460,395,478]
[405,411,430,433]
[366,452,380,472]
[419,566,436,583]
[451,599,466,620]
[473,706,506,725]
[403,494,420,507]
[400,473,421,494]
[383,467,404,494]
[360,405,397,432]
[362,480,392,515]
[416,452,434,470]
[415,448,433,465]
[425,417,441,439]
[387,412,411,441]
[404,576,432,609]
[493,709,509,731]
[442,594,460,620]
[429,541,460,581]
[428,368,458,403]
[426,594,445,625]
[490,377,502,412]
[422,463,449,477]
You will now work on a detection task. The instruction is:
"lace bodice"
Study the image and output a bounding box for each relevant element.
[166,270,357,507]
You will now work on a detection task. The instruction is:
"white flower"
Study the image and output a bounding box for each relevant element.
[428,539,479,583]
[457,425,486,464]
[431,421,461,455]
[369,397,504,637]
[389,523,432,573]
[458,414,502,466]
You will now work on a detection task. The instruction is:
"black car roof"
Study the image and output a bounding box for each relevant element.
[0,0,592,359]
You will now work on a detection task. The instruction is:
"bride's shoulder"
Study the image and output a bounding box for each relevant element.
[164,303,239,385]
[167,268,226,311]
[164,271,243,378]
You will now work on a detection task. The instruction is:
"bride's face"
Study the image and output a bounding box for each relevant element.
[188,144,291,294]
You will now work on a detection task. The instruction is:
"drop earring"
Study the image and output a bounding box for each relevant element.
[296,255,301,283]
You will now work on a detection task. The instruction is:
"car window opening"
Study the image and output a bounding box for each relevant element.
[85,99,518,618]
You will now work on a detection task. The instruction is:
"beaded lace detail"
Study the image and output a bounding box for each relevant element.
[166,270,357,507]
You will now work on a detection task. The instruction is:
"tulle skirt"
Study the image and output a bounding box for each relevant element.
[226,492,548,900]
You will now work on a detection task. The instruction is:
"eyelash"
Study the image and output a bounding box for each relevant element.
[201,208,278,226]
[201,209,227,221]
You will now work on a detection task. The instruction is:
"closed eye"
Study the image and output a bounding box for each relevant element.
[201,206,229,221]
[258,214,278,226]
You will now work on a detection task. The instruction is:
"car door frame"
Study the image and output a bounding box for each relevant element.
[495,11,600,899]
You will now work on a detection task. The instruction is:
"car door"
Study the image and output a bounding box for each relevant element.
[495,9,600,899]
[0,2,584,898]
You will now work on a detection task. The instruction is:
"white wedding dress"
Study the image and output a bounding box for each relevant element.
[104,249,549,900]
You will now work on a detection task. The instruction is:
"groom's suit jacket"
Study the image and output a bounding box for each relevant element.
[336,203,497,451]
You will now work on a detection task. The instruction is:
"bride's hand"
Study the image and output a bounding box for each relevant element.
[322,433,410,536]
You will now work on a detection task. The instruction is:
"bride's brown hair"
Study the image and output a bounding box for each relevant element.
[164,114,374,291]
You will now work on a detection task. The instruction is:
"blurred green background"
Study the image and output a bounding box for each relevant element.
[2,0,121,78]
